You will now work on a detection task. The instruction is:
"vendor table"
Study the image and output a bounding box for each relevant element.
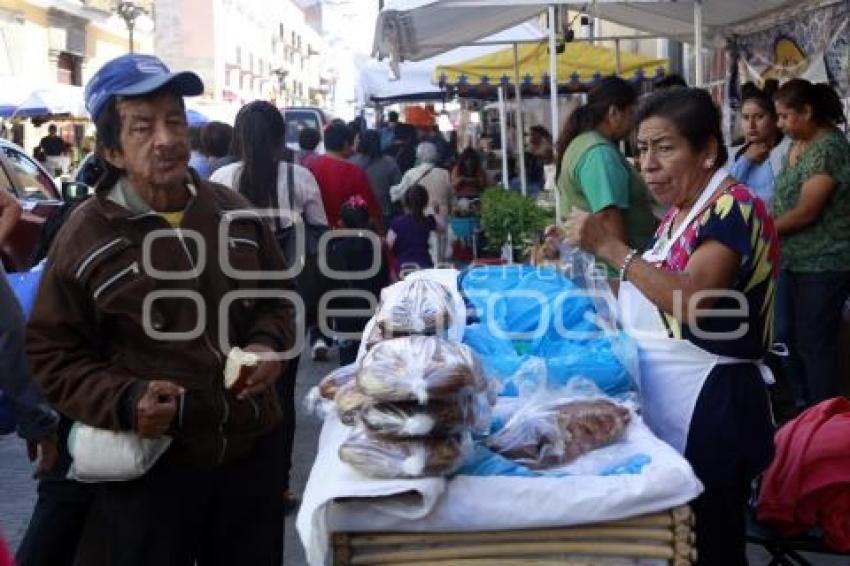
[332,505,696,565]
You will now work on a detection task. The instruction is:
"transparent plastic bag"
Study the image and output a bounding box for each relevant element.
[357,336,487,404]
[334,381,370,426]
[338,429,471,479]
[487,395,631,469]
[319,363,358,401]
[361,390,491,439]
[375,279,454,337]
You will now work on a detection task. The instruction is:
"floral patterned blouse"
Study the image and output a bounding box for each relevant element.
[772,129,850,272]
[650,184,780,358]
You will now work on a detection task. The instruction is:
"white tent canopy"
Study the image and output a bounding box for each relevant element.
[375,0,802,65]
[359,22,545,103]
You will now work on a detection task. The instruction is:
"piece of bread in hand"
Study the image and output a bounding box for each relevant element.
[224,347,259,395]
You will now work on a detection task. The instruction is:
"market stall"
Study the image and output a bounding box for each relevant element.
[297,264,704,565]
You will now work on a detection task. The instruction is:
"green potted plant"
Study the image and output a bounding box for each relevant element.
[479,186,553,261]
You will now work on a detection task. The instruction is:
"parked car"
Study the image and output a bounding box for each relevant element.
[0,139,88,272]
[282,106,331,154]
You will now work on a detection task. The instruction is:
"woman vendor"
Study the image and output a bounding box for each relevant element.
[556,88,777,564]
[555,76,657,276]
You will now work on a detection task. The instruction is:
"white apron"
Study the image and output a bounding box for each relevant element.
[618,169,773,454]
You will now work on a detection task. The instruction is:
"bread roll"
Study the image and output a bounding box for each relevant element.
[334,381,369,426]
[338,431,466,478]
[375,279,454,336]
[319,363,358,401]
[223,347,259,395]
[488,398,630,469]
[356,336,485,404]
[361,395,476,438]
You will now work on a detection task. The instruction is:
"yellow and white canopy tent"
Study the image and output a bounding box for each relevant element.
[434,40,668,91]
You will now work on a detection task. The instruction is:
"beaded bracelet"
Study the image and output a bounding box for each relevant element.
[619,248,639,282]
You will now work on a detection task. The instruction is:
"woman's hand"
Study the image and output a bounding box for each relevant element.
[564,209,614,255]
[542,224,565,259]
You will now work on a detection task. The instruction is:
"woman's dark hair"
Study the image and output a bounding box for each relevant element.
[357,129,382,162]
[188,126,203,151]
[201,121,233,158]
[232,100,286,208]
[636,87,728,168]
[740,80,778,117]
[340,200,371,229]
[555,76,637,178]
[404,184,429,224]
[457,147,481,177]
[773,78,846,127]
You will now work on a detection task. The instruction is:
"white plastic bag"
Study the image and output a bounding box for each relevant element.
[68,422,171,482]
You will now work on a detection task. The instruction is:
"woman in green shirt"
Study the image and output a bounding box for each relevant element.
[555,76,657,277]
[772,78,850,405]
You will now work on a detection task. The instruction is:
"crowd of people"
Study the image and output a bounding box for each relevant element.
[1,47,849,566]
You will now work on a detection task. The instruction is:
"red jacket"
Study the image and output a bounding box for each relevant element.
[305,154,383,231]
[757,397,850,551]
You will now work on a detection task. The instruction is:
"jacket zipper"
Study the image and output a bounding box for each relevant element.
[170,224,230,461]
[218,390,230,464]
[75,237,127,280]
[92,262,139,300]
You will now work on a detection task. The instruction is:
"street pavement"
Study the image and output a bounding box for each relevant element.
[1,353,847,565]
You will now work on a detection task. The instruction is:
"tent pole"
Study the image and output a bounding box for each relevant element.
[498,85,510,190]
[615,38,622,75]
[548,5,558,141]
[548,4,560,221]
[694,0,704,87]
[513,43,527,196]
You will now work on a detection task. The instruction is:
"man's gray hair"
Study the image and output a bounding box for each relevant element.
[416,142,438,164]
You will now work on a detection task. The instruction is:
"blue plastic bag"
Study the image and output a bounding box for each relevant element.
[459,265,636,397]
[7,263,44,319]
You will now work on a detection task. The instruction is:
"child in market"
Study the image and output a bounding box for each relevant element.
[327,196,389,364]
[387,184,446,277]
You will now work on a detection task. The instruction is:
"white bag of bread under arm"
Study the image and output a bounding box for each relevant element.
[224,347,259,394]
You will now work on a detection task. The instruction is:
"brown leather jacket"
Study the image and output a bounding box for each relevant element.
[26,173,296,468]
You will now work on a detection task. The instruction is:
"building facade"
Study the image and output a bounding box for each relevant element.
[154,0,332,111]
[0,0,153,156]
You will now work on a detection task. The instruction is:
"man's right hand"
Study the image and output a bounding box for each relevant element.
[135,381,184,438]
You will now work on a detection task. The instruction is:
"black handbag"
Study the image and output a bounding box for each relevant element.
[274,161,329,268]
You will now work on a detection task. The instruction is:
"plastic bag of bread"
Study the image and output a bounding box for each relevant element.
[357,336,486,404]
[375,279,454,337]
[487,397,630,469]
[338,430,470,478]
[334,381,370,426]
[361,390,490,438]
[319,363,358,401]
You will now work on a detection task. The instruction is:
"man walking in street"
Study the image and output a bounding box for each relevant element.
[38,124,69,175]
[25,54,295,566]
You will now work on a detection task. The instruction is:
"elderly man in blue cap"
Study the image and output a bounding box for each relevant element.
[24,54,294,565]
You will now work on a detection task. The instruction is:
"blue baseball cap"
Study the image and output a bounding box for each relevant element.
[85,54,204,121]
